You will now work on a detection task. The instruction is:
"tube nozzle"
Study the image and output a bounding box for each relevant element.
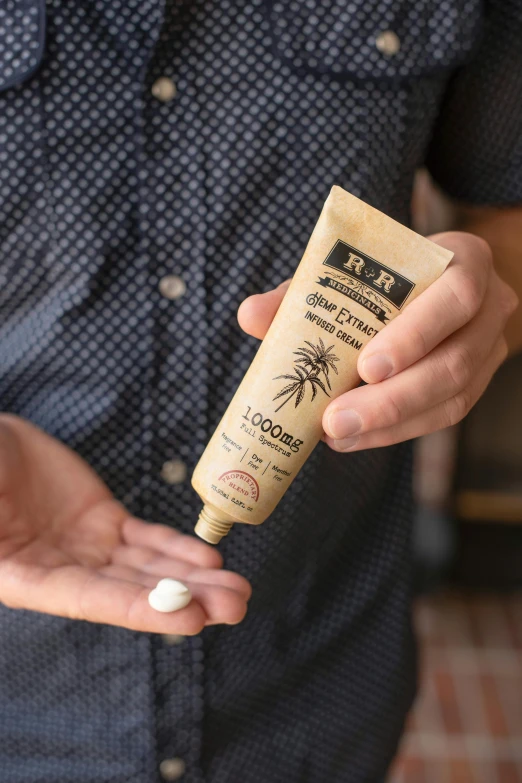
[195,504,235,544]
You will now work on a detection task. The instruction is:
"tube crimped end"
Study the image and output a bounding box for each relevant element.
[195,505,234,545]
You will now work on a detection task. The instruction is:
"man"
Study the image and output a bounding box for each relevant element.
[0,1,520,781]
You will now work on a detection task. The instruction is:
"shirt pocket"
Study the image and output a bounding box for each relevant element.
[265,0,483,80]
[0,0,46,93]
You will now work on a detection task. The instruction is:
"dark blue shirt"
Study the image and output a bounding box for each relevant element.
[0,1,521,781]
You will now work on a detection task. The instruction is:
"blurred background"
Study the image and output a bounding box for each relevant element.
[387,172,522,783]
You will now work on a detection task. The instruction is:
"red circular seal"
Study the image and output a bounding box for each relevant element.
[218,470,260,502]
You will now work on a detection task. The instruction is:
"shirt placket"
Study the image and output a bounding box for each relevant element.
[136,5,209,781]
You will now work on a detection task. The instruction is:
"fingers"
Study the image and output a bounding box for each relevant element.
[358,233,493,383]
[110,545,195,581]
[0,562,208,634]
[324,338,507,452]
[184,571,249,625]
[0,556,250,633]
[109,547,252,601]
[122,518,223,570]
[101,563,249,625]
[323,283,508,442]
[182,567,252,602]
[0,520,250,633]
[237,279,291,339]
[99,563,249,626]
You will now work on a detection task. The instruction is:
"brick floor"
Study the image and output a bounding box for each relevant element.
[388,592,522,783]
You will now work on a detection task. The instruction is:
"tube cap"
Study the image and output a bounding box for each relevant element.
[195,505,235,545]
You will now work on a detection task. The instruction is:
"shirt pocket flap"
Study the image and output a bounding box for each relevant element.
[266,0,482,80]
[0,0,46,93]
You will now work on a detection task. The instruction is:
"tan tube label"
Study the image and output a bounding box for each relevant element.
[192,186,453,526]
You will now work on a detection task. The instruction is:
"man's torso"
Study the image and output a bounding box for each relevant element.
[0,1,482,780]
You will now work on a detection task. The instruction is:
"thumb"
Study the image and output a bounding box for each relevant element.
[237,279,291,340]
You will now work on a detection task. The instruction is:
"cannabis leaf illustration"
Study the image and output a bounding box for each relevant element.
[272,338,340,412]
[293,337,339,390]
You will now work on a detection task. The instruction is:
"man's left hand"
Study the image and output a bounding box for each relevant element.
[238,233,519,452]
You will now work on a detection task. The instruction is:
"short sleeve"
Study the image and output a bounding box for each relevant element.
[425,0,522,206]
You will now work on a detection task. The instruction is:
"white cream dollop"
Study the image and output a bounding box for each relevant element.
[148,578,192,613]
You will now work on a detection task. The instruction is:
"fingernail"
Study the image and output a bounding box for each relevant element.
[335,436,359,451]
[148,579,192,613]
[327,409,362,439]
[361,355,393,383]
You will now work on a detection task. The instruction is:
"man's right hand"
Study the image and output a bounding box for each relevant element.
[0,415,250,633]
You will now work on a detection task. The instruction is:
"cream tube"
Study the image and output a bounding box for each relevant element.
[192,186,453,544]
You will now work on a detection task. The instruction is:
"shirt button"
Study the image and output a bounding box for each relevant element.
[159,758,186,781]
[162,633,185,645]
[375,30,401,56]
[159,275,186,300]
[161,459,187,485]
[151,77,177,102]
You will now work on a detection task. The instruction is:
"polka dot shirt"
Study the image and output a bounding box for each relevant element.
[0,1,520,782]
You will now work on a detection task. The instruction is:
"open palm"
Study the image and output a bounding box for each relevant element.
[0,416,250,633]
